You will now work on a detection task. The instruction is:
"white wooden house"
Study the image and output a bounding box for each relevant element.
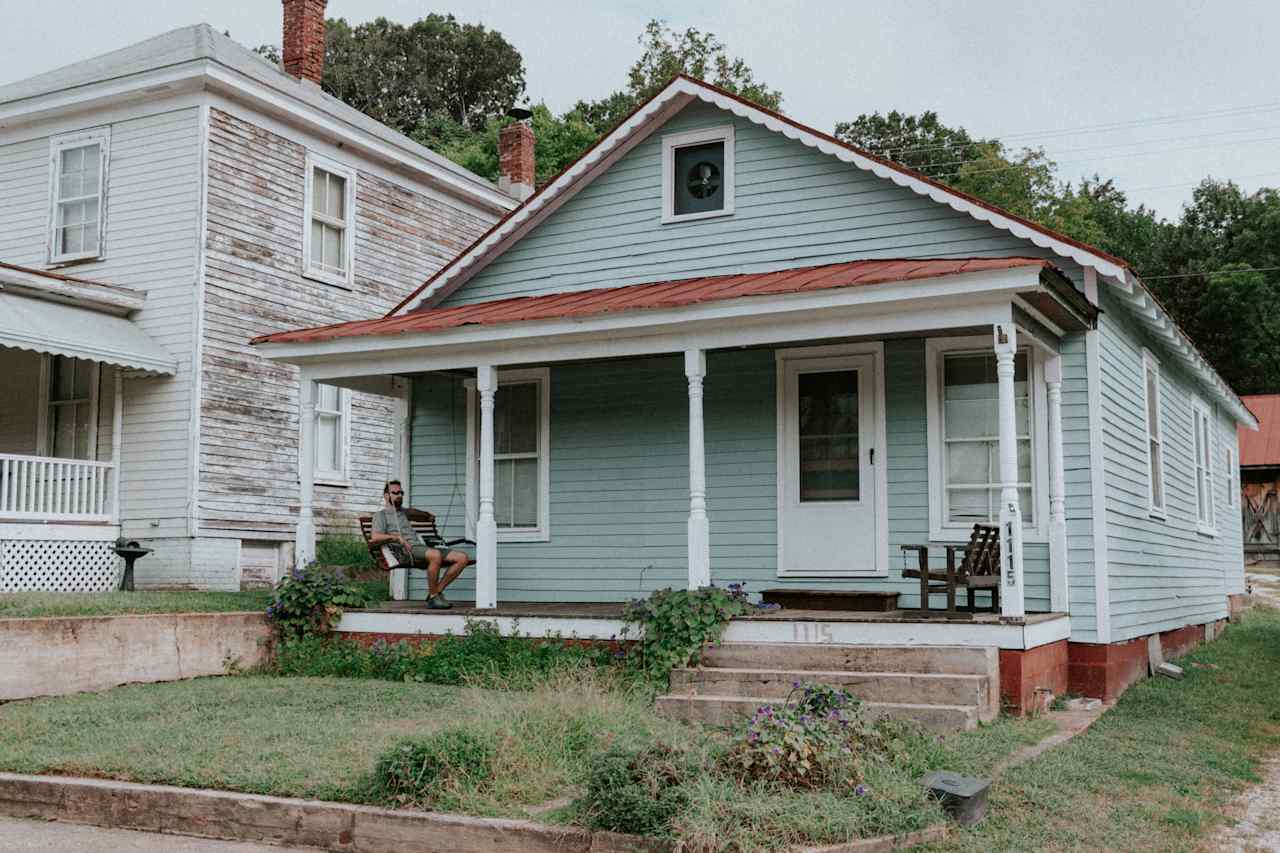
[256,75,1255,713]
[0,9,515,592]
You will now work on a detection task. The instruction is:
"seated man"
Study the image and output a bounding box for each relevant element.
[369,479,469,610]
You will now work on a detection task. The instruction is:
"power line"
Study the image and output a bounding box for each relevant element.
[1138,266,1280,281]
[1128,171,1280,193]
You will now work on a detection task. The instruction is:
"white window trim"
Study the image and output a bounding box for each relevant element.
[35,354,100,460]
[925,335,1049,544]
[661,124,735,224]
[1191,397,1217,536]
[1141,349,1167,518]
[312,384,352,487]
[47,127,110,266]
[464,367,551,543]
[302,152,356,289]
[1226,446,1238,509]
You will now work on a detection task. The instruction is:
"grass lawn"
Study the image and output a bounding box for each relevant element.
[924,606,1280,853]
[0,590,275,619]
[0,667,1051,848]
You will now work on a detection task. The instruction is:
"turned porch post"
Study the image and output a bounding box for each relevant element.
[295,377,317,568]
[1045,354,1070,613]
[110,370,123,525]
[994,324,1026,618]
[685,350,711,589]
[475,365,498,609]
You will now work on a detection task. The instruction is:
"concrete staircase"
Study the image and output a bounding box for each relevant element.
[656,642,1000,732]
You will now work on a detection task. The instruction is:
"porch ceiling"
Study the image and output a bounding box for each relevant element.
[0,290,177,375]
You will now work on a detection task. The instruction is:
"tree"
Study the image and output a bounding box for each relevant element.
[257,14,525,145]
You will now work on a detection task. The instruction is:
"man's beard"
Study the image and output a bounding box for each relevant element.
[393,496,403,508]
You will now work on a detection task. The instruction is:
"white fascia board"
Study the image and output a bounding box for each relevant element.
[0,267,144,315]
[0,59,513,215]
[266,274,1035,383]
[401,76,1129,314]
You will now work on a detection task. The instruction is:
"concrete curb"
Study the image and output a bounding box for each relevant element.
[0,772,946,852]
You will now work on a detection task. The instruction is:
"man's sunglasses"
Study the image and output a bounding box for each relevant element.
[388,491,404,496]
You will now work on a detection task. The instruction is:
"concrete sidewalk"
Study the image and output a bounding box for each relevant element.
[0,816,320,852]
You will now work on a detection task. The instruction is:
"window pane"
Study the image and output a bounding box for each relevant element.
[948,488,991,524]
[316,413,339,473]
[495,459,514,527]
[51,356,74,401]
[311,221,323,266]
[1150,439,1164,507]
[317,383,339,411]
[312,167,327,214]
[323,224,343,271]
[60,223,83,255]
[73,359,93,399]
[74,403,91,459]
[327,173,346,219]
[511,458,539,527]
[495,382,538,454]
[798,370,859,501]
[1145,369,1159,439]
[945,441,989,485]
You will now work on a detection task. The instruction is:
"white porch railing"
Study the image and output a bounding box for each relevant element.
[0,453,114,522]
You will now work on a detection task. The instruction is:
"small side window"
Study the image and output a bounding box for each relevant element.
[662,125,734,223]
[302,153,356,287]
[49,129,109,264]
[1142,350,1165,516]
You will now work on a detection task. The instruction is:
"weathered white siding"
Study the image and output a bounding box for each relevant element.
[1097,289,1242,640]
[199,108,491,552]
[0,108,202,568]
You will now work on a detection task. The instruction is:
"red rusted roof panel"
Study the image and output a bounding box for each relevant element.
[1240,395,1280,466]
[252,257,1050,347]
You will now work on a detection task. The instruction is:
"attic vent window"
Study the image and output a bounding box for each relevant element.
[662,125,735,223]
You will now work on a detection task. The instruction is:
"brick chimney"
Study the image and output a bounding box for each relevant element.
[498,121,535,201]
[282,0,327,85]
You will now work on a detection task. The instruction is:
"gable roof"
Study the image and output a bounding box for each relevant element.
[0,24,513,212]
[254,257,1065,346]
[378,74,1253,428]
[1240,395,1280,468]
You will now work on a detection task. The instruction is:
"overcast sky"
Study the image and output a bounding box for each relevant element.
[2,0,1276,219]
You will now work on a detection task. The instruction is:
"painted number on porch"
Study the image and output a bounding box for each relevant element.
[793,623,834,643]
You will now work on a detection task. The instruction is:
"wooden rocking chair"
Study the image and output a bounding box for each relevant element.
[358,508,475,572]
[901,523,1001,614]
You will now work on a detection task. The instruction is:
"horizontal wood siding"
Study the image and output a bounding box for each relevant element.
[0,108,202,540]
[1097,289,1239,640]
[439,101,1067,307]
[1061,334,1099,641]
[406,343,1053,608]
[200,109,490,541]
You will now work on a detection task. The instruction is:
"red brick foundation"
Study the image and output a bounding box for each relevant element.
[999,640,1068,715]
[1228,593,1249,621]
[1067,618,1228,701]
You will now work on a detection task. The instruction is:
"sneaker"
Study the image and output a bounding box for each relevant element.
[426,595,452,610]
[436,590,449,604]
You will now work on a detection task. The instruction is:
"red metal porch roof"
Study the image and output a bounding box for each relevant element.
[1240,395,1280,467]
[252,257,1052,347]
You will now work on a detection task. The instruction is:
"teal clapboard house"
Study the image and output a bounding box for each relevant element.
[255,76,1255,695]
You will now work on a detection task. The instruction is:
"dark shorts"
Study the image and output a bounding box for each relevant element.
[411,544,472,563]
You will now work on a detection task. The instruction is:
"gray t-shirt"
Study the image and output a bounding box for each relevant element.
[372,507,424,547]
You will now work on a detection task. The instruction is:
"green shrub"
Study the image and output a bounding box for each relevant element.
[265,567,373,639]
[273,618,615,687]
[723,683,926,792]
[623,583,764,679]
[316,535,375,568]
[579,745,692,836]
[374,729,496,807]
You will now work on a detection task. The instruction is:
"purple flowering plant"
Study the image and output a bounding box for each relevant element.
[264,563,373,640]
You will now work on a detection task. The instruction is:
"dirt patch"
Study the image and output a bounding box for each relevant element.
[1205,757,1280,852]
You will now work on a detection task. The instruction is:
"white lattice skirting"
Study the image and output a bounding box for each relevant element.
[1,538,123,592]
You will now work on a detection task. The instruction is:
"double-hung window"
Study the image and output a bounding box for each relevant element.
[40,355,99,460]
[1226,447,1238,509]
[926,337,1046,542]
[48,129,109,264]
[467,368,550,542]
[1192,399,1216,534]
[1142,350,1166,516]
[303,154,355,287]
[313,383,350,485]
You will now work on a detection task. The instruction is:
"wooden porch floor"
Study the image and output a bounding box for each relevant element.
[366,600,1066,625]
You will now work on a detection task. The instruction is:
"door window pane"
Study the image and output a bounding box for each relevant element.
[798,370,859,502]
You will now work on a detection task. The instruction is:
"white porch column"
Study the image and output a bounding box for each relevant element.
[110,370,123,525]
[994,324,1026,618]
[685,349,711,589]
[295,377,317,568]
[1045,354,1070,613]
[475,365,498,609]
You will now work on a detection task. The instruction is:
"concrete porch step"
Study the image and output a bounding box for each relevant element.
[701,642,998,676]
[669,667,995,718]
[654,693,980,732]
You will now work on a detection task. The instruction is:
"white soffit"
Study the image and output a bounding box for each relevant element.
[0,291,177,375]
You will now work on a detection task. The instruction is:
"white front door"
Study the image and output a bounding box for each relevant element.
[778,351,884,575]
